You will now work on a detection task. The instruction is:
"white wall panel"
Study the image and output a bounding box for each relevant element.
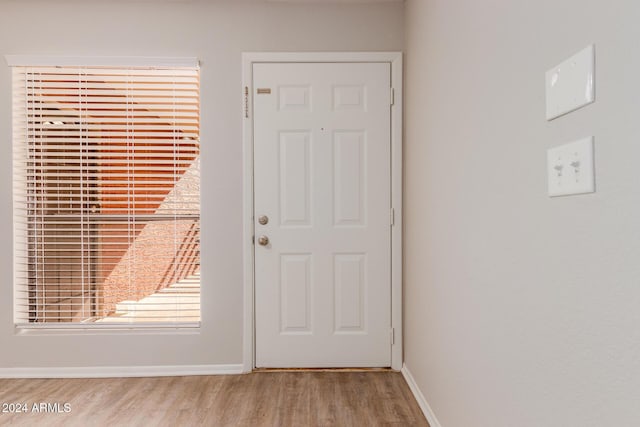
[404,0,640,426]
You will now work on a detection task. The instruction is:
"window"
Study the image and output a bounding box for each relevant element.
[11,58,200,327]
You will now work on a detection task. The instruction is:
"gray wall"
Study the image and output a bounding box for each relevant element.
[404,0,640,426]
[0,0,404,368]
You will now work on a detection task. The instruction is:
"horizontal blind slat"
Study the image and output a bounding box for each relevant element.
[13,64,201,327]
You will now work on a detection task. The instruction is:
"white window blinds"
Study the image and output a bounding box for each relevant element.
[12,63,201,327]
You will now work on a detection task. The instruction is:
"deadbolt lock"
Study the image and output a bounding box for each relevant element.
[258,215,269,225]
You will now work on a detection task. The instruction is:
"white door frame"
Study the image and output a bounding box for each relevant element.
[242,52,403,372]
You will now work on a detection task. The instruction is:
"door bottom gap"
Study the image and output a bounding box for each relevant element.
[252,367,393,373]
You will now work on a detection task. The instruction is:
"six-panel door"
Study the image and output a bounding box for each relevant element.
[253,62,391,367]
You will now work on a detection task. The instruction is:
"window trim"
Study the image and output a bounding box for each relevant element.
[5,55,198,68]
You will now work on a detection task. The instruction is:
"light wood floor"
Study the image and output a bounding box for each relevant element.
[0,371,429,427]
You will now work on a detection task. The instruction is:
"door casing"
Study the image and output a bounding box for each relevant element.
[241,52,403,372]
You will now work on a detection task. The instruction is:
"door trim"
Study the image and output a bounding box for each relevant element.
[242,52,403,372]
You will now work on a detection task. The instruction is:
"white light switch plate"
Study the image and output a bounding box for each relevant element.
[546,45,595,120]
[547,137,595,197]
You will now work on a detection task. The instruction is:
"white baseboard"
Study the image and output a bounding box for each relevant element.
[402,363,442,427]
[0,364,244,379]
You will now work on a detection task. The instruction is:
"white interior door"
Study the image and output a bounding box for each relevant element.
[253,62,391,368]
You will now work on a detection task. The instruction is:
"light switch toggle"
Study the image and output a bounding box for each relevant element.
[554,164,564,177]
[570,161,581,174]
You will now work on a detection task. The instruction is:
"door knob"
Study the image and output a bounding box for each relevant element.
[257,235,270,246]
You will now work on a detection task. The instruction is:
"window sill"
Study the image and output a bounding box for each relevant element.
[14,322,201,336]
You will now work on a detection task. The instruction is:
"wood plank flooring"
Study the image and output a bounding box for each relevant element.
[0,371,429,427]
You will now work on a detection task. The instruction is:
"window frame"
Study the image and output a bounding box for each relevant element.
[8,56,202,331]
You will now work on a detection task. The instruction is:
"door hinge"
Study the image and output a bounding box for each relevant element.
[391,327,395,345]
[390,87,395,106]
[244,86,249,118]
[390,208,395,226]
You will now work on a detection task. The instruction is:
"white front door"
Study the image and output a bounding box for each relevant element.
[253,62,391,368]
